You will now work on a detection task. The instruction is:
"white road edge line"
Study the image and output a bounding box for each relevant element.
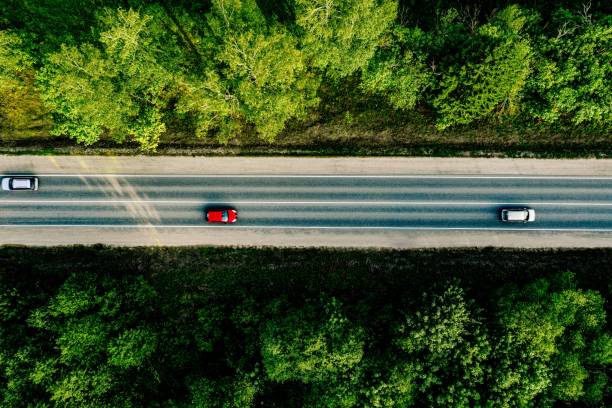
[15,174,612,180]
[1,225,612,232]
[1,200,612,206]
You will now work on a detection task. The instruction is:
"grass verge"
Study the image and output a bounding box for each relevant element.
[1,109,610,158]
[2,245,610,311]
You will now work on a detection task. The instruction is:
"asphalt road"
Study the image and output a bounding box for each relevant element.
[1,174,612,231]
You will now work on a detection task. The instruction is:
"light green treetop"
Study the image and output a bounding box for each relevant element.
[526,10,612,127]
[489,272,610,405]
[394,285,490,407]
[261,297,364,384]
[38,7,179,150]
[177,0,319,143]
[432,4,534,129]
[294,0,397,79]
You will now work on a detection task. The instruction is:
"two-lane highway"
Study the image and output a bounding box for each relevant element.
[1,174,612,231]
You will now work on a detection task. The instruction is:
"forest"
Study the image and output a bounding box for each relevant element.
[0,246,610,407]
[0,0,610,150]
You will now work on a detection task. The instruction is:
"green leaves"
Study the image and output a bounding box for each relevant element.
[189,372,259,408]
[295,0,397,79]
[0,259,610,407]
[394,285,490,406]
[57,318,108,365]
[361,25,432,110]
[0,30,48,131]
[38,8,177,150]
[12,271,161,407]
[260,297,365,408]
[431,5,533,129]
[0,30,33,75]
[2,1,612,147]
[261,297,364,384]
[489,272,610,405]
[107,328,157,369]
[434,38,532,129]
[49,368,115,407]
[177,0,319,143]
[525,11,612,128]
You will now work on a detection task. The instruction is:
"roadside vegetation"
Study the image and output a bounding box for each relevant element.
[0,0,610,154]
[1,246,610,407]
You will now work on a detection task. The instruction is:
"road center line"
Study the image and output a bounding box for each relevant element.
[0,224,611,232]
[1,200,612,206]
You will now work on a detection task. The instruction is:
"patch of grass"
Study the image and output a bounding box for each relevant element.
[1,80,610,157]
[1,246,610,316]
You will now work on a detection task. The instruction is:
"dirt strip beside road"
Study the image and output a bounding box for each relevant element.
[1,156,611,176]
[0,227,610,248]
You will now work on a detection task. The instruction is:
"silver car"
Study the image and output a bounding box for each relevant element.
[500,208,536,223]
[1,176,39,191]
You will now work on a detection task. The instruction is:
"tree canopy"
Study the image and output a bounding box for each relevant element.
[1,1,610,147]
[1,248,609,407]
[176,0,319,142]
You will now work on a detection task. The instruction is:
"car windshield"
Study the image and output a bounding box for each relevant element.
[221,211,228,222]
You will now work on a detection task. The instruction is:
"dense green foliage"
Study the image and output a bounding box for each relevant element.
[525,7,612,127]
[294,0,397,80]
[37,7,176,149]
[0,30,47,131]
[429,5,534,129]
[0,246,610,406]
[0,1,610,149]
[176,0,320,142]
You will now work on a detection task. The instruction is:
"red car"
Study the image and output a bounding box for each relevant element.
[205,209,237,223]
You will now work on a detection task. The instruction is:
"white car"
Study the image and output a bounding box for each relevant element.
[1,176,39,191]
[500,208,535,223]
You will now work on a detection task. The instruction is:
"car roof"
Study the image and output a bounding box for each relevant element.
[208,209,227,220]
[505,209,528,220]
[12,178,32,188]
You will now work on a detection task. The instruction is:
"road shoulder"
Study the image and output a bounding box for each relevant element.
[1,156,612,176]
[1,227,611,248]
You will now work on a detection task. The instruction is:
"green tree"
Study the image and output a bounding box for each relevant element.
[0,0,101,57]
[108,328,157,369]
[37,7,180,150]
[193,304,225,353]
[360,362,417,407]
[489,272,610,406]
[431,5,534,129]
[0,288,49,405]
[361,24,432,110]
[176,0,319,142]
[189,371,259,408]
[261,297,364,384]
[393,285,491,407]
[294,0,397,79]
[24,272,160,407]
[0,30,48,131]
[525,8,612,128]
[303,377,361,408]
